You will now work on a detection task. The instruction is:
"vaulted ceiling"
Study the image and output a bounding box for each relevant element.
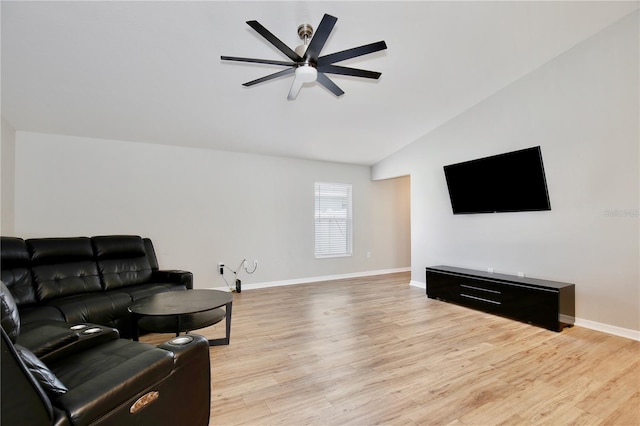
[2,1,637,165]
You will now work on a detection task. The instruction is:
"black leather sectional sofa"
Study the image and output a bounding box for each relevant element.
[0,235,211,425]
[1,235,192,337]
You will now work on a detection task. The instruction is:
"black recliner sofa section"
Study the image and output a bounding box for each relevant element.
[0,235,192,337]
[1,281,211,426]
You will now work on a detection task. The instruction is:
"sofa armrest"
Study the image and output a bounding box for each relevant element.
[158,334,210,367]
[150,270,193,289]
[17,324,79,358]
[156,334,211,425]
[18,321,119,363]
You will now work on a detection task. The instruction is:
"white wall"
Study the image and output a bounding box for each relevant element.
[14,132,410,289]
[1,116,16,235]
[373,12,639,333]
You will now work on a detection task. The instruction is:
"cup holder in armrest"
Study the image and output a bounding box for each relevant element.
[69,324,88,330]
[168,336,193,345]
[71,324,107,335]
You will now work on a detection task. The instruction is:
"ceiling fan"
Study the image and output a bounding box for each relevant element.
[221,14,387,100]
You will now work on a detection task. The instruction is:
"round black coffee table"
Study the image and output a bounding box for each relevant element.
[128,290,233,346]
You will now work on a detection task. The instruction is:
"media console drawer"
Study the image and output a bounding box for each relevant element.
[426,265,575,332]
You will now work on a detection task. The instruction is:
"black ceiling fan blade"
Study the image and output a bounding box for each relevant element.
[317,64,381,79]
[246,20,302,62]
[316,72,345,97]
[242,67,295,87]
[221,56,296,67]
[317,41,387,66]
[304,14,338,62]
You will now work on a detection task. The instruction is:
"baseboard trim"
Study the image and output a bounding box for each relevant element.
[409,280,426,289]
[574,318,640,341]
[210,267,411,292]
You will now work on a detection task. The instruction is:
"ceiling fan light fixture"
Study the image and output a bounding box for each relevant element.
[287,64,317,100]
[295,64,317,83]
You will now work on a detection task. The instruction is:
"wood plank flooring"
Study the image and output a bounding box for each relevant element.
[140,272,640,425]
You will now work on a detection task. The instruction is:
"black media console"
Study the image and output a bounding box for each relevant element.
[425,265,575,332]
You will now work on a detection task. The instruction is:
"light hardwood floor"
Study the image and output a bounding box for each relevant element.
[141,272,640,425]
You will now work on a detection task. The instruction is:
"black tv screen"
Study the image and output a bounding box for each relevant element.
[443,146,551,214]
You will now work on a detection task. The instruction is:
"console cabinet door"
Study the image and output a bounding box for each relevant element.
[499,284,560,331]
[426,271,461,302]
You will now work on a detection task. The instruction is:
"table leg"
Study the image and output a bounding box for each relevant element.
[131,313,140,342]
[209,301,232,346]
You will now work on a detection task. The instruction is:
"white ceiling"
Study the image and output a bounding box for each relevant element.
[2,1,638,166]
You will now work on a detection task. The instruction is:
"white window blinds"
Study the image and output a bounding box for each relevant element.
[314,182,353,258]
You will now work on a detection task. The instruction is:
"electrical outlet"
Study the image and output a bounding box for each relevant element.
[488,267,494,273]
[218,262,224,275]
[518,272,525,277]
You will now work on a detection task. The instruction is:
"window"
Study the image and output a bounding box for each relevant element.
[314,182,352,258]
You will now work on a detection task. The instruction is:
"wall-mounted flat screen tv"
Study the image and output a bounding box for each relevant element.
[443,146,551,214]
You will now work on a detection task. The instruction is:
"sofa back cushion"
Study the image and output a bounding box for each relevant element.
[92,236,152,289]
[27,238,102,302]
[143,238,160,270]
[0,237,37,306]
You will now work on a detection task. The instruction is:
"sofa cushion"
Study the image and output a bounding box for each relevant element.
[31,262,103,302]
[92,236,153,289]
[28,237,94,264]
[92,235,145,259]
[44,292,132,327]
[28,238,102,302]
[49,339,173,390]
[1,237,37,306]
[18,305,66,328]
[50,339,177,426]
